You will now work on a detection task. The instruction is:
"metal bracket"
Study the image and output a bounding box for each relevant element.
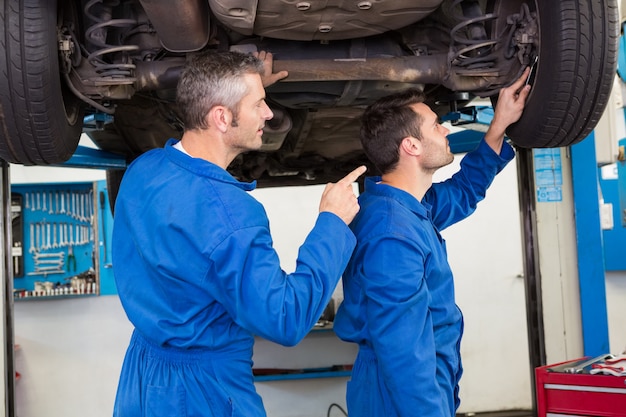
[56,146,127,170]
[443,105,495,153]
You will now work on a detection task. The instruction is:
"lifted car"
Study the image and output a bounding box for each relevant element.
[0,0,619,188]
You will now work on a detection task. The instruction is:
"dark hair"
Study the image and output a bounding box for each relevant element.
[176,50,265,130]
[360,89,426,174]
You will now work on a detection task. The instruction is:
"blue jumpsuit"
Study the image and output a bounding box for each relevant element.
[334,139,515,417]
[112,139,356,417]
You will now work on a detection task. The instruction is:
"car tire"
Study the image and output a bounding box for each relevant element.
[491,0,619,148]
[0,0,84,164]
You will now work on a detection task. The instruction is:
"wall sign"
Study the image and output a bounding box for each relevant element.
[534,148,563,202]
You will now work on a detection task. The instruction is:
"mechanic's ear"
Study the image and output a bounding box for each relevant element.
[210,106,231,133]
[400,136,421,157]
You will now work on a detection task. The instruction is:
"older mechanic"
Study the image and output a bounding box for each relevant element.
[334,68,531,416]
[111,50,365,417]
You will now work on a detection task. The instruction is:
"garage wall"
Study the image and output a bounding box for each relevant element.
[9,149,626,417]
[606,271,626,353]
[434,155,532,411]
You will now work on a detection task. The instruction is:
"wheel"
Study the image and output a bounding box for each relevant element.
[489,0,619,148]
[0,0,84,164]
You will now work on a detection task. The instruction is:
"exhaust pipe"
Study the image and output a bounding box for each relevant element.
[138,0,210,52]
[134,54,496,92]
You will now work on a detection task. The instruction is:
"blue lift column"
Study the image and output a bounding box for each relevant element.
[615,21,626,231]
[571,135,610,356]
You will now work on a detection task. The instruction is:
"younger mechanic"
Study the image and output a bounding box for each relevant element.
[111,50,365,416]
[333,68,531,417]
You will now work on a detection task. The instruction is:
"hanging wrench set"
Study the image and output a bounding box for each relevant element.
[12,182,102,299]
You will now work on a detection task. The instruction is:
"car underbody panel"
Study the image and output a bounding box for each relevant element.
[210,0,445,41]
[0,0,619,190]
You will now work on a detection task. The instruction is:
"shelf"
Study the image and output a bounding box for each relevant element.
[253,365,352,382]
[14,292,98,301]
[253,321,336,340]
[252,321,354,382]
[309,321,334,333]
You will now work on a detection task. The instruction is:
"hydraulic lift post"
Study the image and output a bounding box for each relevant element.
[515,147,547,414]
[1,159,15,417]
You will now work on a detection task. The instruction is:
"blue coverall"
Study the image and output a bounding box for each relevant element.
[334,139,515,417]
[112,139,356,417]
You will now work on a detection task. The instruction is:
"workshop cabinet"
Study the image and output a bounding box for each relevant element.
[536,358,626,417]
[10,181,111,299]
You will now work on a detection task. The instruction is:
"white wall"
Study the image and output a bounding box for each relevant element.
[14,296,132,417]
[435,155,532,412]
[249,185,359,417]
[10,153,626,417]
[606,271,626,354]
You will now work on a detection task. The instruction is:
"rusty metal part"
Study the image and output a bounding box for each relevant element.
[134,60,185,91]
[272,56,447,83]
[133,54,499,93]
[138,0,210,52]
[272,55,499,92]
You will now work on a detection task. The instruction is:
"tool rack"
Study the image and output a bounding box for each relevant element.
[10,182,102,299]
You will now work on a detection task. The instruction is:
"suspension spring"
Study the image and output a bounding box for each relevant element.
[446,0,499,76]
[84,0,139,85]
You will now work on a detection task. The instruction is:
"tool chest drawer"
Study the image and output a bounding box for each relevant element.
[536,357,626,417]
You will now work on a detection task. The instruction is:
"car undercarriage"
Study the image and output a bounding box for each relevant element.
[0,0,619,188]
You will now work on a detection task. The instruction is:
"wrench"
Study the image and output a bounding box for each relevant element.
[45,223,51,250]
[563,354,614,373]
[29,223,35,254]
[52,223,58,248]
[35,223,41,252]
[72,192,77,219]
[33,251,64,259]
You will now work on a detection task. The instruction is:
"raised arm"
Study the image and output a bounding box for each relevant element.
[485,67,531,154]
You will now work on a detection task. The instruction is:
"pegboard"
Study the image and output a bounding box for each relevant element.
[11,182,100,299]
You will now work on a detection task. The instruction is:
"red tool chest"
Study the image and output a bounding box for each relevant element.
[535,357,626,417]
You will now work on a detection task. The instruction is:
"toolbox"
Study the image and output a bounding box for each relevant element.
[535,356,626,417]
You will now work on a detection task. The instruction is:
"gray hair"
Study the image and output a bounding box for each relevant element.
[176,50,265,130]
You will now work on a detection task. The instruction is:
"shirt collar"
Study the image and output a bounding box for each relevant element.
[363,176,431,218]
[164,138,257,191]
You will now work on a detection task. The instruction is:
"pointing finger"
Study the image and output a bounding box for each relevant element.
[337,165,367,186]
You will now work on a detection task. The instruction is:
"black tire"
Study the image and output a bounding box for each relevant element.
[491,0,619,148]
[0,0,84,164]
